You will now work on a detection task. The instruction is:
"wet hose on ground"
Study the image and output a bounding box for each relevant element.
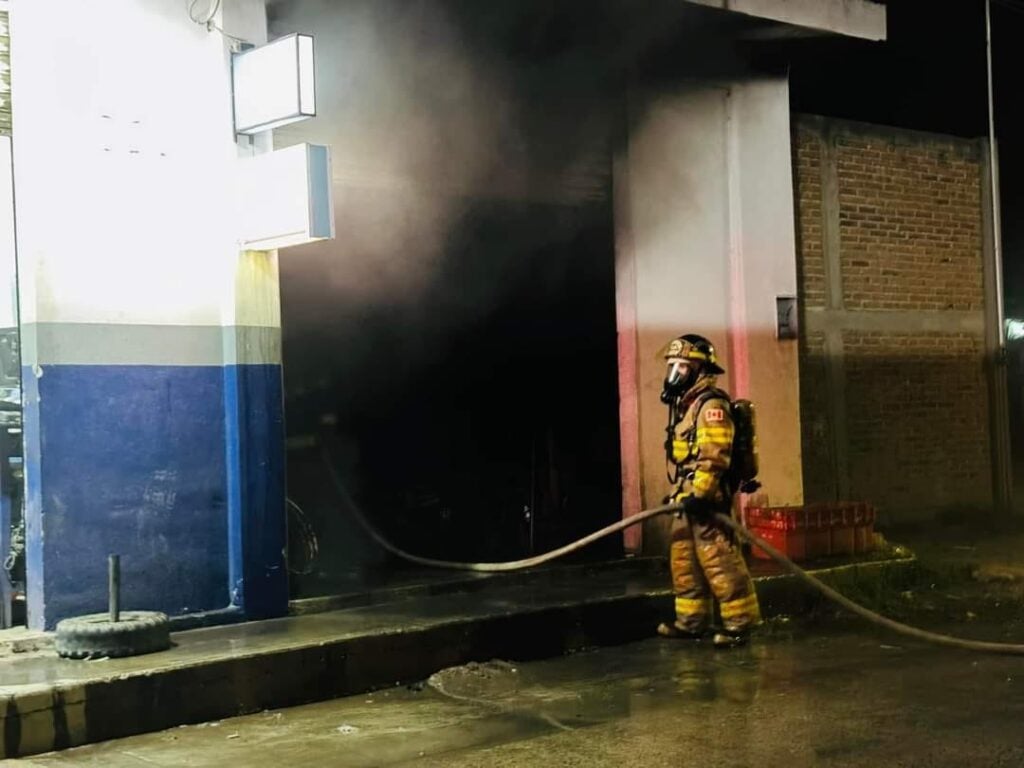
[323,453,1024,656]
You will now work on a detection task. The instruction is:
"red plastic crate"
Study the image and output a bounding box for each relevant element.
[854,524,874,553]
[830,525,855,556]
[747,502,876,561]
[853,503,877,553]
[805,528,831,558]
[749,525,806,561]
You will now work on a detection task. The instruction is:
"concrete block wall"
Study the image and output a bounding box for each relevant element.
[10,0,287,628]
[793,115,994,521]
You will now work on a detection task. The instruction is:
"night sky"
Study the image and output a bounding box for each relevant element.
[785,0,1024,315]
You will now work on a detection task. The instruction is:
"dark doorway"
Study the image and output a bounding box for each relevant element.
[281,199,621,597]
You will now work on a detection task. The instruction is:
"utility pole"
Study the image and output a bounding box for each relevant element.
[984,0,1015,517]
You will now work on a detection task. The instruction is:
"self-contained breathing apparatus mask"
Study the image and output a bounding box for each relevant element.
[659,334,723,404]
[661,359,698,403]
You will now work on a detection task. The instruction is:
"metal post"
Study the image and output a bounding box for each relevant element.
[985,0,1015,516]
[108,554,120,623]
[0,492,10,629]
[986,0,1006,345]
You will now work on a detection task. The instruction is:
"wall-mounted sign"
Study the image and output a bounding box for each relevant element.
[232,33,315,135]
[238,143,334,250]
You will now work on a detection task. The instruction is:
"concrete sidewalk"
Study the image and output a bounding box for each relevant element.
[0,551,916,759]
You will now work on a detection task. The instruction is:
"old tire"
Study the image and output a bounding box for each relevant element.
[55,611,171,659]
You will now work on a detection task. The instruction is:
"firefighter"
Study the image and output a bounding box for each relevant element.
[657,334,761,648]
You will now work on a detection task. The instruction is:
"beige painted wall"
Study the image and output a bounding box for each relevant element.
[615,78,803,555]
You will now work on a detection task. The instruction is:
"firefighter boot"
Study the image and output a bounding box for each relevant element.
[712,629,750,649]
[657,621,705,641]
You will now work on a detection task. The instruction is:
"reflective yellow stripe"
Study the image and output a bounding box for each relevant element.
[697,439,732,449]
[675,597,711,616]
[692,471,716,494]
[697,427,734,440]
[672,440,690,460]
[720,593,760,620]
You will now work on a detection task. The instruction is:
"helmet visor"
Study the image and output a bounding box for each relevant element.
[666,359,693,388]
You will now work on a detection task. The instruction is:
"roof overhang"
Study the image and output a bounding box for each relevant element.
[683,0,886,41]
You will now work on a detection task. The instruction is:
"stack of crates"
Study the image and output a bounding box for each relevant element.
[745,502,876,562]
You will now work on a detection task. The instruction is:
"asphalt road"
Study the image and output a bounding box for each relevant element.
[20,615,1024,768]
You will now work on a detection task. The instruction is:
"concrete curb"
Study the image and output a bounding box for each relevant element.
[0,555,918,759]
[0,628,52,659]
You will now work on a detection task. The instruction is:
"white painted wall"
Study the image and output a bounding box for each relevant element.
[0,138,16,329]
[616,77,804,553]
[10,0,269,331]
[729,78,804,508]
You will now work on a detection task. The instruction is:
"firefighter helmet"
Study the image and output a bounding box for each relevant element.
[663,334,725,375]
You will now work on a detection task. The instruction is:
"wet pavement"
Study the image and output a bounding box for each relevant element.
[0,551,922,760]
[20,615,1024,767]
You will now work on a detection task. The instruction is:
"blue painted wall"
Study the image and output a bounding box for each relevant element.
[225,364,288,619]
[23,363,286,629]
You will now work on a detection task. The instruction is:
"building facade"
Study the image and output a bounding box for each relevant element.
[18,1,1005,634]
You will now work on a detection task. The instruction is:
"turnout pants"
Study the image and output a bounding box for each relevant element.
[670,512,761,634]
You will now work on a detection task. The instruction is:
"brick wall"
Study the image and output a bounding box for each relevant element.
[795,124,826,309]
[793,116,994,521]
[835,134,984,312]
[0,12,8,137]
[843,331,991,514]
[798,329,837,502]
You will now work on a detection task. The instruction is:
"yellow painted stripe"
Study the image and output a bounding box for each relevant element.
[720,593,760,619]
[675,596,711,615]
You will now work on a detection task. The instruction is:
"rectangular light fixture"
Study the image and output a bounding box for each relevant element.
[238,143,335,250]
[232,33,316,135]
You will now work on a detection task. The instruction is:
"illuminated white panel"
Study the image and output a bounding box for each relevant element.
[238,143,334,250]
[232,34,316,135]
[298,34,316,118]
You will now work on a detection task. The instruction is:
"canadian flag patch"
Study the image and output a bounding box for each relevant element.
[704,408,725,423]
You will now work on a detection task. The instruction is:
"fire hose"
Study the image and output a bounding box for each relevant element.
[323,454,1024,656]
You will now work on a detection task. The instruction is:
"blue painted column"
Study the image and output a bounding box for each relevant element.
[11,0,287,629]
[223,255,289,620]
